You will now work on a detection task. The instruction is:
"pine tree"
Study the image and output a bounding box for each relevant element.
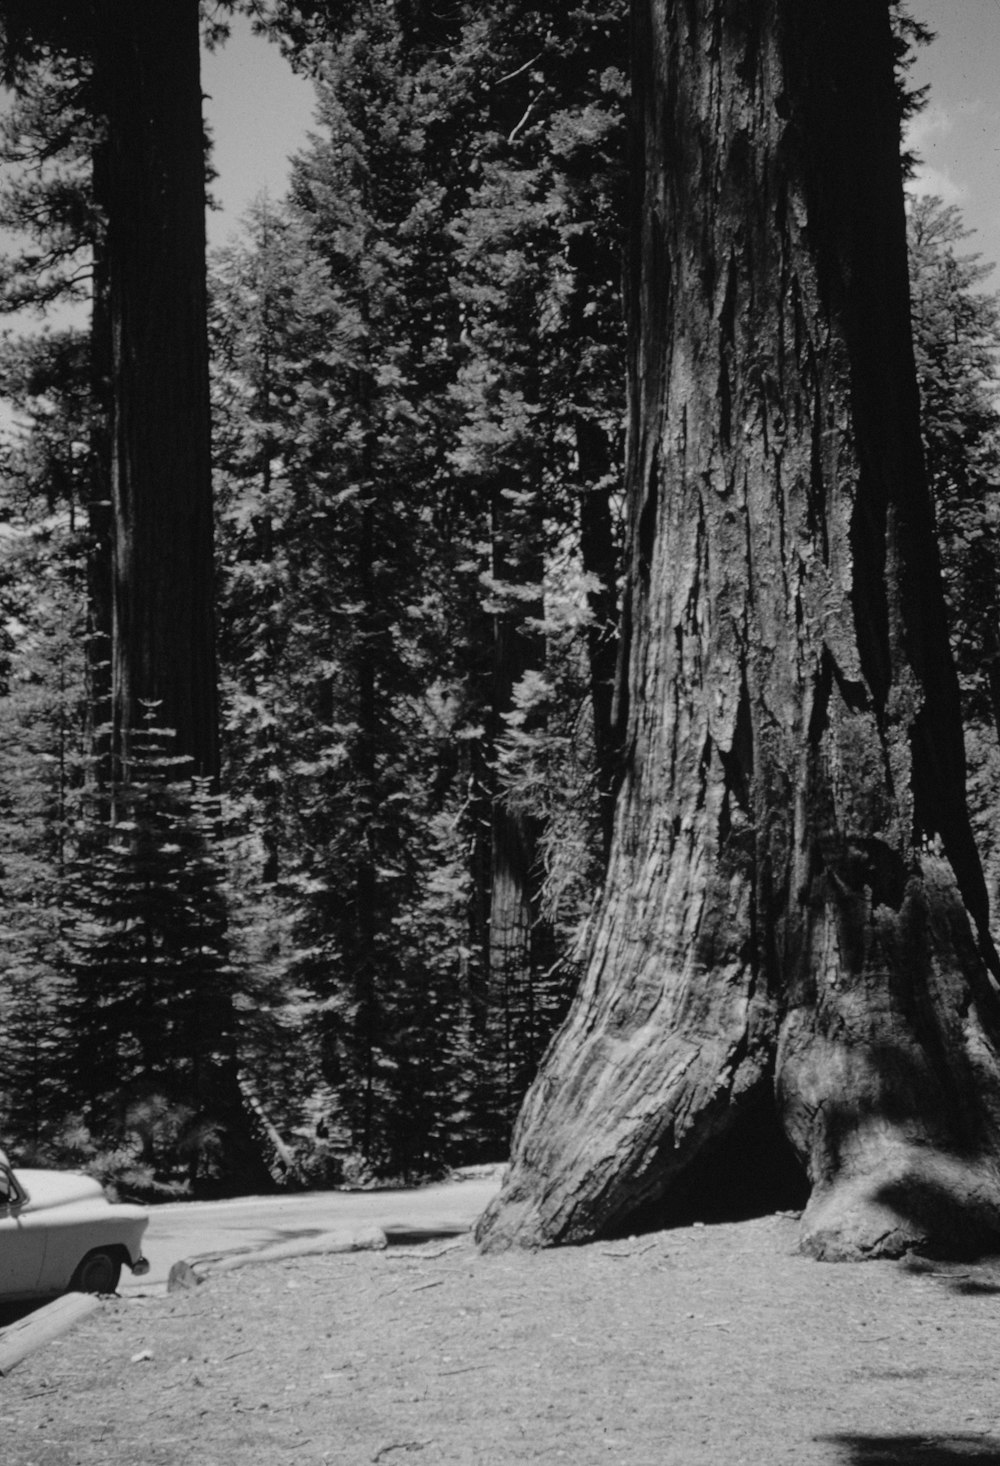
[0,521,86,1155]
[0,41,95,316]
[0,42,113,779]
[907,192,1000,936]
[212,0,632,1165]
[439,0,628,1128]
[211,12,476,1173]
[0,328,92,1156]
[908,194,1000,726]
[64,709,266,1194]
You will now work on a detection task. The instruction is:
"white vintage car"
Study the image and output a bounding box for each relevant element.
[0,1163,149,1299]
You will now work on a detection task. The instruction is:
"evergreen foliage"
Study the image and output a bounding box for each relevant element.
[908,195,1000,719]
[0,332,91,1156]
[906,192,1000,924]
[65,712,244,1193]
[0,513,84,1154]
[207,0,630,1171]
[0,48,95,314]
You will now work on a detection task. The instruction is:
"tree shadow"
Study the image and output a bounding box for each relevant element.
[823,1434,1000,1464]
[616,1082,810,1236]
[897,1256,1000,1295]
[0,1298,48,1329]
[873,1174,1000,1261]
[950,1278,1000,1296]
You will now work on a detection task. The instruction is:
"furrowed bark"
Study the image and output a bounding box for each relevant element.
[476,0,1000,1260]
[96,0,219,783]
[88,2,268,1194]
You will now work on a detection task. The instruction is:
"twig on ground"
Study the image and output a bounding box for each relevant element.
[600,1240,659,1259]
[385,1242,464,1262]
[372,1442,431,1462]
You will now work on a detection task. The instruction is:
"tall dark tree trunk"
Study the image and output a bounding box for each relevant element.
[89,2,266,1193]
[94,0,219,783]
[477,0,1000,1261]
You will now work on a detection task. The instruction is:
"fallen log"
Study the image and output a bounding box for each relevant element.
[169,1223,388,1290]
[381,1222,468,1244]
[0,1292,103,1376]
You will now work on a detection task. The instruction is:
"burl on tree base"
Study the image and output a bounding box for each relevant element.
[476,0,1000,1260]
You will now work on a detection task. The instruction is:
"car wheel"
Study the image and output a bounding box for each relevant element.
[70,1249,122,1294]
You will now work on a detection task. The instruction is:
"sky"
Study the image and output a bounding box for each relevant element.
[201,16,315,248]
[907,0,1000,274]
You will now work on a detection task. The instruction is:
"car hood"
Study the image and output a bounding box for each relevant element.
[15,1169,108,1212]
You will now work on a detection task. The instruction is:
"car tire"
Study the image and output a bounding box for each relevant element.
[70,1249,122,1294]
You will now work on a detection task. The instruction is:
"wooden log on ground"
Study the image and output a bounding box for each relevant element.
[0,1292,103,1376]
[381,1222,469,1244]
[170,1224,389,1289]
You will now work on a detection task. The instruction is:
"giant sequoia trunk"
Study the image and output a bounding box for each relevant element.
[85,3,266,1193]
[94,0,219,783]
[476,0,1000,1260]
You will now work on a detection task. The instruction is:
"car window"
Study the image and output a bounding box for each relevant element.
[0,1167,24,1205]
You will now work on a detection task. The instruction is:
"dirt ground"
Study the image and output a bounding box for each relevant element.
[3,1211,1000,1466]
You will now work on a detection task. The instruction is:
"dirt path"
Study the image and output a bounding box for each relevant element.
[4,1214,1000,1465]
[126,1172,501,1292]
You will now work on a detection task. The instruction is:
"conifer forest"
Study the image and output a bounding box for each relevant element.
[2,1,1000,1255]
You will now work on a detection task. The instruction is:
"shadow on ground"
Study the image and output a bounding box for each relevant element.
[897,1256,1000,1297]
[823,1434,1000,1464]
[949,1277,1000,1296]
[0,1299,47,1329]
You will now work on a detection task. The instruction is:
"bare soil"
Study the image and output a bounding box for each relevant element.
[4,1213,1000,1466]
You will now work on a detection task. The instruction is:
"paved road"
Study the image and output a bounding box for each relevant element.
[123,1171,503,1294]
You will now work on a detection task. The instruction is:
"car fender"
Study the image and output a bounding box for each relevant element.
[28,1203,149,1294]
[1,1166,149,1300]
